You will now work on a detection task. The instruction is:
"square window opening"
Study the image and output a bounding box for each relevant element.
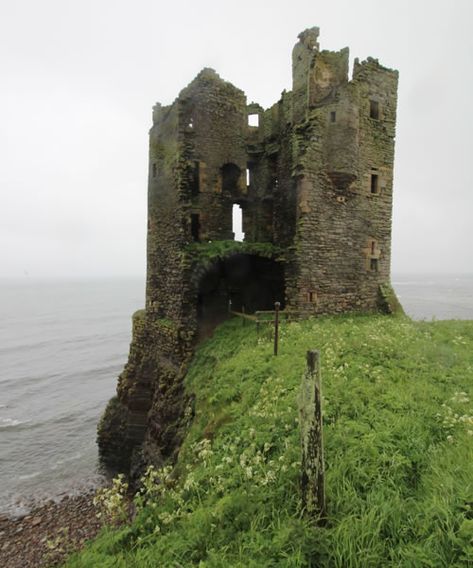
[370,258,378,272]
[248,114,259,127]
[330,111,336,123]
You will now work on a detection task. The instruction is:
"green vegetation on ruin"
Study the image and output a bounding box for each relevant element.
[184,240,283,266]
[66,315,473,567]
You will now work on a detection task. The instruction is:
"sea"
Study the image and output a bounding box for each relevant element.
[0,274,472,518]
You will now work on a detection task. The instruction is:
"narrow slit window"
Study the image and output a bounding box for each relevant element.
[371,240,376,254]
[370,100,379,120]
[232,204,244,242]
[307,291,315,303]
[191,161,200,196]
[370,258,378,272]
[370,174,379,194]
[152,163,157,178]
[191,214,200,242]
[246,168,250,186]
[248,114,259,127]
[330,111,336,123]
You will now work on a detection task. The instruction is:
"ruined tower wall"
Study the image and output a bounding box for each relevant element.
[98,28,400,474]
[353,58,399,288]
[99,100,197,468]
[287,39,398,314]
[179,70,248,243]
[147,101,187,322]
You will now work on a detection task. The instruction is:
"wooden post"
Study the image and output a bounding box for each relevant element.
[300,350,326,522]
[274,301,280,356]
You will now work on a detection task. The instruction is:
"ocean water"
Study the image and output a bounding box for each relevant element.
[393,274,473,320]
[0,275,472,517]
[0,279,143,517]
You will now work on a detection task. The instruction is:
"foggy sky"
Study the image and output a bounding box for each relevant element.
[1,0,472,279]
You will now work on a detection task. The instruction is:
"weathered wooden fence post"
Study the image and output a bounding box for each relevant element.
[300,350,326,522]
[274,301,280,356]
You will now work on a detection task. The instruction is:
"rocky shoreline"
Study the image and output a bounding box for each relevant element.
[0,492,104,567]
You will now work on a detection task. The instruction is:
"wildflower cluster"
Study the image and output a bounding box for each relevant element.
[133,464,174,511]
[452,335,468,346]
[436,391,473,440]
[192,438,214,464]
[93,473,129,524]
[250,374,293,419]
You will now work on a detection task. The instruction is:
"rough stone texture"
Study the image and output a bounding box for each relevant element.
[98,27,400,472]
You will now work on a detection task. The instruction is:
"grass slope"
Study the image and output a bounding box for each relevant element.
[66,315,473,567]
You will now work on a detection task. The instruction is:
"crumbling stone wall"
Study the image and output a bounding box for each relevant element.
[98,27,399,472]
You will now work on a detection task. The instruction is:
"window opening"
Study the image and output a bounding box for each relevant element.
[191,214,200,242]
[248,114,259,127]
[152,163,157,178]
[188,118,194,128]
[369,100,379,120]
[191,161,200,196]
[330,111,336,123]
[246,168,250,186]
[370,174,379,194]
[370,258,378,272]
[222,163,241,193]
[371,240,376,255]
[307,291,316,303]
[232,204,244,242]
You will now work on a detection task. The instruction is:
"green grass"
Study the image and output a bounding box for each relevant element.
[66,315,473,567]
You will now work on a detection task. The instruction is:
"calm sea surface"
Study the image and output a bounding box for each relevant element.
[0,275,472,517]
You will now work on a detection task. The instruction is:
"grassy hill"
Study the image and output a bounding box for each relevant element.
[66,315,473,567]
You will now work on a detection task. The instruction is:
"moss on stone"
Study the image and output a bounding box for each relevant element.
[132,309,146,322]
[184,240,283,268]
[378,283,405,316]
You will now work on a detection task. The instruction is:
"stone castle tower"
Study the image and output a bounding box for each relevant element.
[98,27,399,470]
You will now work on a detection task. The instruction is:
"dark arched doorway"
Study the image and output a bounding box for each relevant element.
[197,254,285,339]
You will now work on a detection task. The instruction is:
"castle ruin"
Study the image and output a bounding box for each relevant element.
[98,27,399,470]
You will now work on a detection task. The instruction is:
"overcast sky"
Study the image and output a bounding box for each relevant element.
[1,0,472,279]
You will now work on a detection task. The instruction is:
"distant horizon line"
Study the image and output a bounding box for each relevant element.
[1,272,473,283]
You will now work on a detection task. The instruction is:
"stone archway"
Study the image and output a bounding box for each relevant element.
[196,253,285,339]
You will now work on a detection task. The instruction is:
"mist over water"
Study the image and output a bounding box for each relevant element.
[0,275,471,517]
